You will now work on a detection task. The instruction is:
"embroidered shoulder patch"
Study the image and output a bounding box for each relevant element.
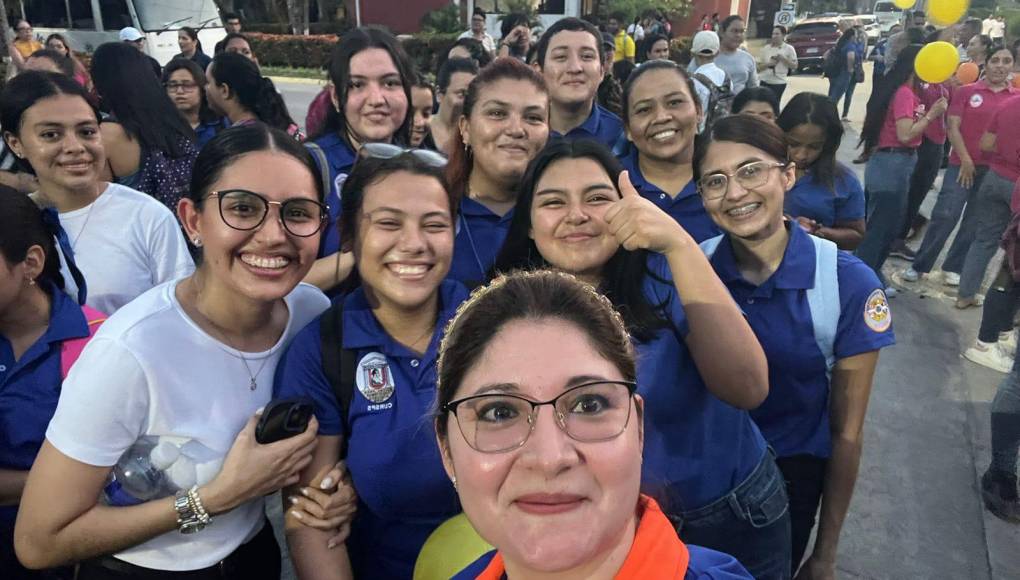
[863,289,892,332]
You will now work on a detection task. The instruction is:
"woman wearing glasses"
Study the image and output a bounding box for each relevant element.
[617,60,720,243]
[445,57,550,285]
[275,148,463,579]
[304,28,414,292]
[1,71,193,315]
[14,125,354,577]
[163,58,227,149]
[491,140,787,579]
[437,270,751,579]
[694,115,894,577]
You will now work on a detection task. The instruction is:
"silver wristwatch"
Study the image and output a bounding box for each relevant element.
[174,489,207,534]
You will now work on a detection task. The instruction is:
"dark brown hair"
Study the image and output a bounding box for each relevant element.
[435,269,636,440]
[445,57,547,199]
[693,114,789,182]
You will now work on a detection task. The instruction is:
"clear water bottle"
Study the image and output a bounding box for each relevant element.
[103,437,177,506]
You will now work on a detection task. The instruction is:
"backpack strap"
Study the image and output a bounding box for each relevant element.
[319,300,358,458]
[306,142,333,200]
[692,72,719,92]
[806,236,841,376]
[60,305,106,380]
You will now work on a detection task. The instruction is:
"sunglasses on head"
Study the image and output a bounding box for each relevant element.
[358,142,448,168]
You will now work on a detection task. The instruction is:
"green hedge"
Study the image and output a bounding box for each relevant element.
[248,32,460,76]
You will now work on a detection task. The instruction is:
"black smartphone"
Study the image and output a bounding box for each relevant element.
[255,398,314,444]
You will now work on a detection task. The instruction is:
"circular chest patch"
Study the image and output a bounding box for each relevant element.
[356,352,395,403]
[970,93,984,108]
[864,289,892,332]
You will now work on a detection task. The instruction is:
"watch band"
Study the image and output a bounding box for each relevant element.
[174,489,207,534]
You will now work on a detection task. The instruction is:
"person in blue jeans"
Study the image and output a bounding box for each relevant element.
[695,115,896,576]
[856,45,947,288]
[826,22,861,121]
[492,139,790,579]
[982,336,1020,523]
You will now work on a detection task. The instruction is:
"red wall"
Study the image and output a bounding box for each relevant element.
[673,0,752,38]
[345,0,453,35]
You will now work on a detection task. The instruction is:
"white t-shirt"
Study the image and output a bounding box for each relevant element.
[46,280,330,570]
[58,183,194,314]
[689,62,731,132]
[627,23,645,41]
[457,29,496,53]
[991,20,1006,39]
[714,48,759,94]
[758,43,798,84]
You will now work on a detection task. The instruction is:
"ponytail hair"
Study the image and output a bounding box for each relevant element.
[0,189,66,291]
[210,52,297,132]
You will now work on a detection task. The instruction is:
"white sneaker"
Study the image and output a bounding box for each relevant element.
[901,268,920,282]
[885,286,898,298]
[999,331,1017,358]
[963,341,1014,373]
[944,271,961,286]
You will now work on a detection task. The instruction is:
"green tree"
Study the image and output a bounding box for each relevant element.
[421,3,462,34]
[604,0,693,22]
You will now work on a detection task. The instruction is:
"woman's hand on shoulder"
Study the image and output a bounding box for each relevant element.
[200,412,319,515]
[604,171,693,256]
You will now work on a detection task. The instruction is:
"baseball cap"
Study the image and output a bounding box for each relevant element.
[691,31,720,56]
[119,27,144,42]
[601,32,615,53]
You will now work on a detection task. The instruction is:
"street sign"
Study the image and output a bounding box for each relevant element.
[775,2,797,27]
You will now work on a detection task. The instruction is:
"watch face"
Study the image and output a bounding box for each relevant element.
[180,521,205,534]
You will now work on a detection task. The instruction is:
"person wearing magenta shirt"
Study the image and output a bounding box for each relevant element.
[856,45,947,288]
[957,83,1020,306]
[892,81,950,260]
[903,46,1017,287]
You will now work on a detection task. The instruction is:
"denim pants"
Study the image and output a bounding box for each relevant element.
[991,347,1020,475]
[959,169,1015,299]
[776,455,828,574]
[676,450,792,580]
[828,71,851,110]
[913,165,989,274]
[857,150,918,284]
[902,137,945,239]
[978,264,1020,343]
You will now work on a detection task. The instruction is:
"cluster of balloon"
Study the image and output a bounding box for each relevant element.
[893,0,915,8]
[915,41,960,83]
[956,62,980,84]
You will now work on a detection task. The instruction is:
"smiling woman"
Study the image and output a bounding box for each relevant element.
[274,150,468,579]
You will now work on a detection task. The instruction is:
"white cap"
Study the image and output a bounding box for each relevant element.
[691,31,720,56]
[119,27,144,42]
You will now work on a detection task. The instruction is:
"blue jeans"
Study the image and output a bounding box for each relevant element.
[959,169,1015,298]
[991,349,1020,475]
[828,71,850,108]
[912,165,989,274]
[677,450,792,580]
[857,150,918,285]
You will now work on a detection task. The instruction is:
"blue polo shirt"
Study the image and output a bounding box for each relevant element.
[307,132,358,258]
[194,118,228,149]
[0,289,91,527]
[784,167,865,228]
[449,197,514,285]
[637,254,768,512]
[619,148,721,243]
[274,280,467,579]
[551,102,624,149]
[707,225,895,458]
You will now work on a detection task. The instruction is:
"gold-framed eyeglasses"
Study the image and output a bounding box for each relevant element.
[697,161,787,200]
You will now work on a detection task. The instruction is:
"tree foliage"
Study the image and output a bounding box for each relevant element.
[603,0,693,22]
[421,3,463,34]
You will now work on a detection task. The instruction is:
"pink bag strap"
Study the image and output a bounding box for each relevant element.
[60,305,106,380]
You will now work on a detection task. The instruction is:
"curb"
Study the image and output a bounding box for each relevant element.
[267,75,325,86]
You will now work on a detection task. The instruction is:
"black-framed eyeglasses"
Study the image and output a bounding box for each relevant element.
[204,190,328,237]
[359,142,448,168]
[697,161,787,201]
[442,380,637,453]
[164,81,199,92]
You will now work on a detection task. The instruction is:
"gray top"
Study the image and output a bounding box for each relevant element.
[714,49,759,94]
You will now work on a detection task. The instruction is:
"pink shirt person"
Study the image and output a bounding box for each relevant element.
[877,85,923,149]
[948,80,1016,166]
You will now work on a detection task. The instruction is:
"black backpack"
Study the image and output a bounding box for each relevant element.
[319,301,358,457]
[693,71,734,128]
[823,48,843,79]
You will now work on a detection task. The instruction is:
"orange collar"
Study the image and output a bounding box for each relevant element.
[476,495,689,579]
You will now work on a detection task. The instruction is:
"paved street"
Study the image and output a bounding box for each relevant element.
[274,65,1020,578]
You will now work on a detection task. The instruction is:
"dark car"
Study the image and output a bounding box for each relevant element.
[787,18,841,72]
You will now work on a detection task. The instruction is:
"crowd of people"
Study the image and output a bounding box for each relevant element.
[0,6,1016,580]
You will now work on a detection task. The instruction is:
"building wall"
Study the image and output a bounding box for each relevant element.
[345,0,453,34]
[673,0,752,37]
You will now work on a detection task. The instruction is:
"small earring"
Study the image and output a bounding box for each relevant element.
[27,278,35,286]
[451,476,457,490]
[192,237,202,247]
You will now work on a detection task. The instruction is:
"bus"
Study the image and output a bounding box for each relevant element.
[19,0,225,64]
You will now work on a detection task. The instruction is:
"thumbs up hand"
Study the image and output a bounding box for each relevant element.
[604,170,693,255]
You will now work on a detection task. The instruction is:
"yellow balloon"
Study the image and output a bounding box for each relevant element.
[928,0,969,26]
[413,513,493,580]
[893,0,915,8]
[915,41,960,84]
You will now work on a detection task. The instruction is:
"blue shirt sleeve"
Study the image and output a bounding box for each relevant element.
[273,315,345,436]
[833,253,896,360]
[685,545,754,579]
[834,169,865,223]
[642,253,690,338]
